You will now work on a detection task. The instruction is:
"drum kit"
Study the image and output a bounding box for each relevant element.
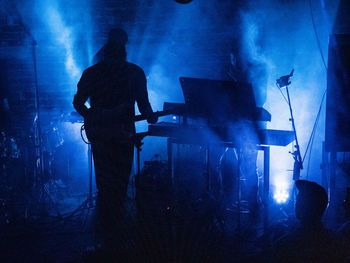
[0,111,81,222]
[0,130,21,187]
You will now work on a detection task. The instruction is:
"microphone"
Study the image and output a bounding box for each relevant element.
[276,69,294,88]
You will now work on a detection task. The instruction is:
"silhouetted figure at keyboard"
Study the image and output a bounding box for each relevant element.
[221,43,267,214]
[272,180,345,263]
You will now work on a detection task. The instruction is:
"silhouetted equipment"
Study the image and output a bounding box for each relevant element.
[326,34,350,152]
[148,77,292,147]
[148,122,293,147]
[276,69,303,179]
[82,107,180,142]
[276,69,294,88]
[180,77,270,122]
[135,159,172,220]
[145,77,295,233]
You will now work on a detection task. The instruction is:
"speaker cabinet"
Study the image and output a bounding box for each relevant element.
[326,34,350,152]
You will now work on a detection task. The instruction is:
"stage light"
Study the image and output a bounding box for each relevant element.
[273,189,289,204]
[45,6,81,81]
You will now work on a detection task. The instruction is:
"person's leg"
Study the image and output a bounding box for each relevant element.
[242,147,259,213]
[92,140,134,250]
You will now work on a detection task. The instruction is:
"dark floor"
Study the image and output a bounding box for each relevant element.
[0,183,295,263]
[0,174,347,263]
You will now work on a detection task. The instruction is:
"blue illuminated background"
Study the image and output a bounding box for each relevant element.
[6,0,345,196]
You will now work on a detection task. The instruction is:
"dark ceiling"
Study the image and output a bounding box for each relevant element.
[0,0,349,118]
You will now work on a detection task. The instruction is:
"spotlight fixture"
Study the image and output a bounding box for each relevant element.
[276,69,294,88]
[273,189,289,204]
[174,0,193,4]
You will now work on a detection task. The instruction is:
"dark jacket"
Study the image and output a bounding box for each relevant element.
[73,60,153,141]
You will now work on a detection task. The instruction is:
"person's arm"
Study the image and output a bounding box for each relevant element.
[134,68,157,123]
[73,70,90,118]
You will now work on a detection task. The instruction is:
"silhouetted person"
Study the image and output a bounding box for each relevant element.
[220,43,267,214]
[73,28,157,251]
[337,187,350,260]
[272,180,345,263]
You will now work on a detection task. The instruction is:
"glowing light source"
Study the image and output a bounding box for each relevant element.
[273,189,289,204]
[45,6,81,80]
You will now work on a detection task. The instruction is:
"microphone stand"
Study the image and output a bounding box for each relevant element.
[276,71,303,212]
[284,83,304,212]
[276,70,303,180]
[285,84,303,180]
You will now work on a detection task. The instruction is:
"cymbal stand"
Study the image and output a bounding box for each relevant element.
[19,17,62,219]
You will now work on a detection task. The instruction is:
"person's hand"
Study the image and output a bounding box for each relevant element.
[84,108,94,120]
[147,113,158,124]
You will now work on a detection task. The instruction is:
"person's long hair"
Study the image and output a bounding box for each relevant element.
[93,42,127,64]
